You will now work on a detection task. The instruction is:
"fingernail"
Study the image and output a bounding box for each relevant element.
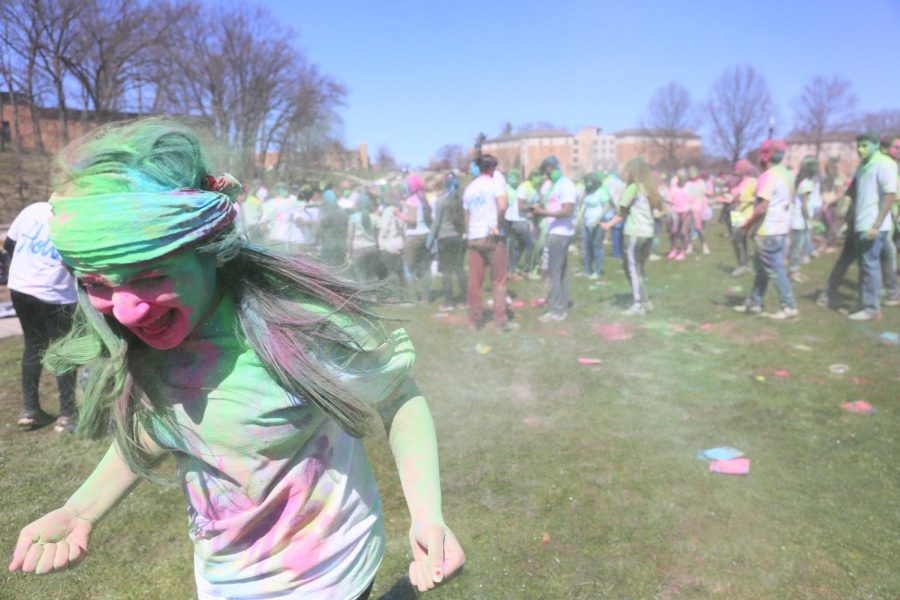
[434,569,443,582]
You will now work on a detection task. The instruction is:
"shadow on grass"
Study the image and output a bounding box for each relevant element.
[377,576,416,600]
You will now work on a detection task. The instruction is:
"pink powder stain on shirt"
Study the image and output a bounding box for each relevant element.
[592,322,632,341]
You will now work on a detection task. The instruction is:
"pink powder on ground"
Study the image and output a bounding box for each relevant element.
[592,322,632,341]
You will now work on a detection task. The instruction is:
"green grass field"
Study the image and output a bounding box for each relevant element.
[1,232,898,599]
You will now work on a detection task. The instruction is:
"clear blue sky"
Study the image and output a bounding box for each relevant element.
[264,0,899,167]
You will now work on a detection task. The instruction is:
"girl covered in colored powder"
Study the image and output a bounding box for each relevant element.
[666,170,691,261]
[7,119,464,599]
[602,158,664,315]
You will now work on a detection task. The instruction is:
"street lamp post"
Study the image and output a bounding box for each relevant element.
[767,116,775,140]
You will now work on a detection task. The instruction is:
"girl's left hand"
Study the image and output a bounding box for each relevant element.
[408,521,465,592]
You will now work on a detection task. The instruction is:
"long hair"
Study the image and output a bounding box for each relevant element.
[45,118,385,477]
[624,158,663,211]
[796,156,820,187]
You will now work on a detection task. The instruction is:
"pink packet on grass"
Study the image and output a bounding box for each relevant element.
[709,457,750,475]
[578,357,602,365]
[841,400,875,414]
[510,300,526,309]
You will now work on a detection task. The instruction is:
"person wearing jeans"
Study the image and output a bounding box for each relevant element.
[531,156,577,321]
[735,140,799,320]
[845,131,898,320]
[580,172,608,277]
[748,234,795,310]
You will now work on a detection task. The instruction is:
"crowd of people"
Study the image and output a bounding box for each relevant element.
[228,131,898,329]
[2,118,896,598]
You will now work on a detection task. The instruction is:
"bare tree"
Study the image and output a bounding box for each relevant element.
[60,0,187,121]
[374,145,397,171]
[158,4,344,178]
[857,109,900,134]
[31,0,81,145]
[641,81,698,168]
[707,64,775,164]
[0,25,26,200]
[430,144,465,171]
[0,0,50,152]
[793,75,857,159]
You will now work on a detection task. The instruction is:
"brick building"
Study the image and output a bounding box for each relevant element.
[481,126,701,177]
[784,131,858,178]
[613,128,702,167]
[1,92,140,153]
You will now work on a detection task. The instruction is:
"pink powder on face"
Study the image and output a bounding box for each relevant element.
[592,322,632,341]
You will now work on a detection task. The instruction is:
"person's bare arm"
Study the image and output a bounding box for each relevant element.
[9,427,164,574]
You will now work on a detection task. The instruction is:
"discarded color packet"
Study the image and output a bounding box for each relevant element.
[841,400,875,414]
[698,447,744,461]
[509,300,525,309]
[773,369,791,377]
[709,457,750,475]
[828,363,849,375]
[577,357,602,365]
[880,332,899,344]
[474,343,492,355]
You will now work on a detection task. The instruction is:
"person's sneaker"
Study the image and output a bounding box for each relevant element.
[801,256,811,265]
[53,415,77,434]
[674,251,686,261]
[702,244,710,255]
[789,272,807,283]
[685,245,694,255]
[588,273,600,280]
[768,307,799,321]
[17,410,55,430]
[815,292,831,308]
[498,321,520,333]
[847,309,881,321]
[538,311,567,323]
[622,304,646,316]
[884,296,900,307]
[667,248,678,260]
[730,265,749,277]
[734,304,762,315]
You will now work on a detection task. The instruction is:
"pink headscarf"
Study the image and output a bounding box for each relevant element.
[406,175,425,194]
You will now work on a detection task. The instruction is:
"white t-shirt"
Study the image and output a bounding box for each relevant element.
[854,152,898,233]
[756,164,794,236]
[546,176,577,236]
[261,197,306,244]
[463,174,506,240]
[791,178,815,230]
[7,202,77,304]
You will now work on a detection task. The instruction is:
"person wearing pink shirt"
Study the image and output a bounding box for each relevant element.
[667,171,691,260]
[400,175,433,304]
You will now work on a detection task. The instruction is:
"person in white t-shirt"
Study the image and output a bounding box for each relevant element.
[531,156,576,322]
[4,201,78,432]
[462,155,516,331]
[735,139,798,320]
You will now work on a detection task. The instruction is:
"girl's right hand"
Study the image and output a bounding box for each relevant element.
[8,508,93,574]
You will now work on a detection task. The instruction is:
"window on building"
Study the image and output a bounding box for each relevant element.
[1,121,10,143]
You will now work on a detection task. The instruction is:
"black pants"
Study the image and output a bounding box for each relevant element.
[10,290,76,417]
